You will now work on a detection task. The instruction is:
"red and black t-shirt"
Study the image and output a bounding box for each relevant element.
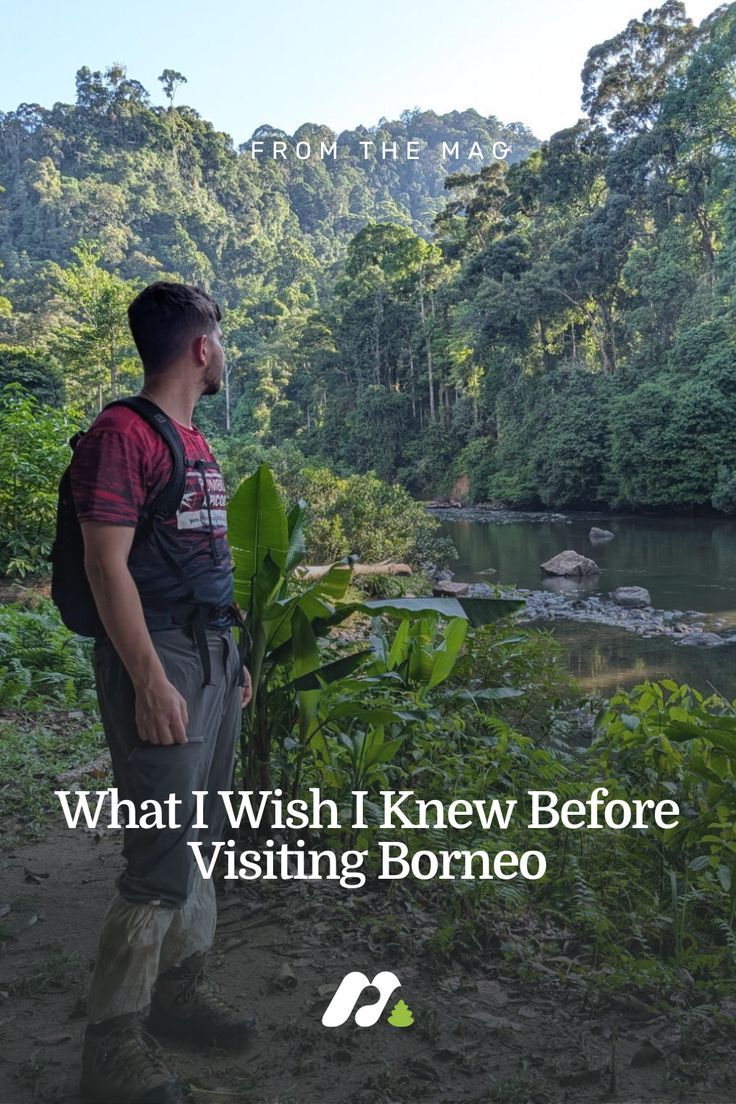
[70,404,234,627]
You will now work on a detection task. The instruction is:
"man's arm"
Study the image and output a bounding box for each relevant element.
[81,522,189,746]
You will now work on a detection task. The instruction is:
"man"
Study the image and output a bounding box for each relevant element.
[71,282,255,1104]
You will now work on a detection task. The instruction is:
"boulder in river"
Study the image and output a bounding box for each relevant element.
[540,550,600,577]
[589,527,615,542]
[610,586,651,609]
[433,580,470,597]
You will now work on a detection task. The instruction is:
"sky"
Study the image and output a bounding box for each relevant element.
[0,0,724,143]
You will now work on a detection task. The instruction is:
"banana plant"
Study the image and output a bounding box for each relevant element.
[227,463,524,797]
[369,611,468,695]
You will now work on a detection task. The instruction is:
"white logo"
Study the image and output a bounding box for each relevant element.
[321,971,401,1027]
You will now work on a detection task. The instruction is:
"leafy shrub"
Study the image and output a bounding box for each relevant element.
[0,600,95,710]
[0,386,80,577]
[212,436,456,568]
[284,466,456,568]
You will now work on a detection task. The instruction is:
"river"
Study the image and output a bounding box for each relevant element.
[436,510,736,699]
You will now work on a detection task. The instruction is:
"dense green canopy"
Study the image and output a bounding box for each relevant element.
[1,1,735,512]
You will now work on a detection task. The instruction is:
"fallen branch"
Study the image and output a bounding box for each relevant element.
[296,560,412,582]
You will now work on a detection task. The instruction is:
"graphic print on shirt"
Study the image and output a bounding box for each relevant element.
[176,462,228,532]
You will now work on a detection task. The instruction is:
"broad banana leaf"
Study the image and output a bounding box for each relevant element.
[290,607,321,744]
[285,650,373,692]
[428,617,468,689]
[228,463,289,610]
[285,500,308,572]
[356,595,524,626]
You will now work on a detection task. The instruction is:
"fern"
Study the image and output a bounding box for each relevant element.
[716,919,736,967]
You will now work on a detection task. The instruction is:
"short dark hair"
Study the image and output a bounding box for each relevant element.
[127,281,222,372]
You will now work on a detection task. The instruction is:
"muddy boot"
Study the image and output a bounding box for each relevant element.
[81,1013,187,1103]
[150,952,256,1049]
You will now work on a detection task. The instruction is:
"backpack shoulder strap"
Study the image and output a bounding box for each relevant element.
[107,396,187,520]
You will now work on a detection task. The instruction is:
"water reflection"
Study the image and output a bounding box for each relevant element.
[542,575,601,596]
[440,512,736,698]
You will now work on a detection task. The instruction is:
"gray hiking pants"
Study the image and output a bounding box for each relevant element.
[87,626,241,1024]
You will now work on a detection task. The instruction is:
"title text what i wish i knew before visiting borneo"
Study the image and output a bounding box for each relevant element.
[54,787,682,889]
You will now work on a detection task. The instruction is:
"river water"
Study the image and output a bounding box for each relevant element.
[437,511,736,699]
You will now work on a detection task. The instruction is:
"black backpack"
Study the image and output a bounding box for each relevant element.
[51,396,186,637]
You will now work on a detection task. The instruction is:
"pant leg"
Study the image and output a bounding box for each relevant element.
[87,627,241,1021]
[159,635,241,971]
[87,896,175,1023]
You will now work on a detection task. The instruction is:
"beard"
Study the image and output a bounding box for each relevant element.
[202,360,224,396]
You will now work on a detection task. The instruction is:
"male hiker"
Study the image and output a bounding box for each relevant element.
[69,282,255,1104]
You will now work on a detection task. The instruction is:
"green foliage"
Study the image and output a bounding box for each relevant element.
[0,386,79,576]
[0,720,104,841]
[0,347,64,405]
[285,467,456,568]
[1,7,734,508]
[0,599,95,710]
[593,680,736,935]
[0,600,101,839]
[214,438,457,570]
[226,463,521,798]
[47,239,142,408]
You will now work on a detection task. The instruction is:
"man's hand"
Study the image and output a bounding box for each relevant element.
[134,674,189,746]
[241,666,253,708]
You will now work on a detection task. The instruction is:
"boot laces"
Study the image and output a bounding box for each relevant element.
[175,971,239,1021]
[94,1022,170,1081]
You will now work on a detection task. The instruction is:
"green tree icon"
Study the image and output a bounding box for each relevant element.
[387,998,414,1027]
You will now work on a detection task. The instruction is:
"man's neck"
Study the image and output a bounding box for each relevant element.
[138,374,199,430]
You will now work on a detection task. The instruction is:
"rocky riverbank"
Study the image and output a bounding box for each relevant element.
[429,505,571,525]
[430,505,736,649]
[465,582,736,647]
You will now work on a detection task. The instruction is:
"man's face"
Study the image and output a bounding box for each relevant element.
[201,324,225,396]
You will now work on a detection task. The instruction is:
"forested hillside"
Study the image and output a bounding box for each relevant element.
[1,1,735,513]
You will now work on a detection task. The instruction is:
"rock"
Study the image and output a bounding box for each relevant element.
[540,550,600,577]
[589,527,615,541]
[432,580,470,597]
[435,569,455,582]
[677,631,723,647]
[610,586,651,609]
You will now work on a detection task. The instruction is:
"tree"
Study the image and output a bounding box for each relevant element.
[0,386,79,576]
[0,347,64,405]
[158,69,187,109]
[581,1,697,136]
[48,240,140,410]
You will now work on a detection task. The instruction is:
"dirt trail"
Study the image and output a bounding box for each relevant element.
[1,823,734,1104]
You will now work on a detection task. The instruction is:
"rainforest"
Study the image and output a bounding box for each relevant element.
[4,7,736,1101]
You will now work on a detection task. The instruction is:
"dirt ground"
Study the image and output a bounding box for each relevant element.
[1,822,735,1104]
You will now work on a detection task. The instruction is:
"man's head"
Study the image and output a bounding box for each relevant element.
[127,281,225,396]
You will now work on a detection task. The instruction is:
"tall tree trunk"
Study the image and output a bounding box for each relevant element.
[419,270,435,421]
[409,349,416,418]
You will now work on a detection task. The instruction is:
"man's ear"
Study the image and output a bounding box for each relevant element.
[192,333,208,366]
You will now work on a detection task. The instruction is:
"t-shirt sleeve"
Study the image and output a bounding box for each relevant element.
[70,427,151,526]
